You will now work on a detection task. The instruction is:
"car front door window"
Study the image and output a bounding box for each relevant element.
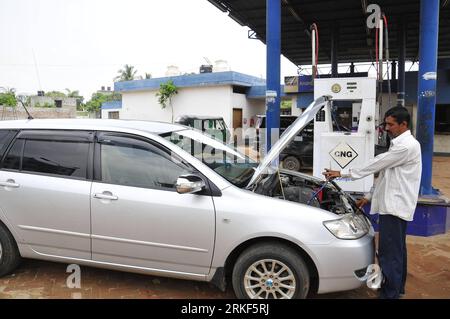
[98,133,192,190]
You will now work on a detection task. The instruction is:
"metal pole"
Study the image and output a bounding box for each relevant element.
[266,0,281,152]
[312,28,317,79]
[378,18,384,81]
[391,60,397,83]
[331,22,339,77]
[397,17,406,107]
[416,0,440,195]
[350,62,355,75]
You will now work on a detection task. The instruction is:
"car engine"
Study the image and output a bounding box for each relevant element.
[253,171,356,215]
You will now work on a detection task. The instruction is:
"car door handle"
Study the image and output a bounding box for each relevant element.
[94,193,118,201]
[0,180,20,188]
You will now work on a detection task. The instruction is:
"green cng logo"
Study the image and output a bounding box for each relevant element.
[329,142,359,169]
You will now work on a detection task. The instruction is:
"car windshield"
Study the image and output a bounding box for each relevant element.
[161,129,257,187]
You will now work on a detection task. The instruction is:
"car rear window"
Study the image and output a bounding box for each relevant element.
[2,134,90,179]
[2,139,23,171]
[22,139,89,179]
[0,130,17,159]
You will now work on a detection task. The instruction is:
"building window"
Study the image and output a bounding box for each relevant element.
[232,85,247,94]
[436,104,450,134]
[108,111,120,119]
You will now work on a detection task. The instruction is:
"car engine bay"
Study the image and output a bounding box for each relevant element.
[253,171,358,215]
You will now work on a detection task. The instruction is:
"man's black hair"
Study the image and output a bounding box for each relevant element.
[385,106,411,126]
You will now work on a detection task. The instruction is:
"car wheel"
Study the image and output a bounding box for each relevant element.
[282,156,301,171]
[0,223,21,277]
[232,243,309,299]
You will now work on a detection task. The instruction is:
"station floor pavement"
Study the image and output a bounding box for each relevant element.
[0,157,449,299]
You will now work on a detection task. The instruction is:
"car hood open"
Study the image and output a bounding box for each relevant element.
[246,95,331,189]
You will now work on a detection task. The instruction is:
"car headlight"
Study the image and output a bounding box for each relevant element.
[323,213,369,240]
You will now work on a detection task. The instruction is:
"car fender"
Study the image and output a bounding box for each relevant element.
[210,186,337,269]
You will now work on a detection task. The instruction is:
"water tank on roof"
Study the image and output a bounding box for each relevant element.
[165,65,181,76]
[213,60,230,72]
[200,65,213,73]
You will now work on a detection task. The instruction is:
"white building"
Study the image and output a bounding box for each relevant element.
[104,71,290,132]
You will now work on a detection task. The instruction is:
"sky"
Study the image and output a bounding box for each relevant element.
[0,0,300,100]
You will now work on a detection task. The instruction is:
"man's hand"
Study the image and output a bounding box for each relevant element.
[322,168,341,180]
[355,198,369,208]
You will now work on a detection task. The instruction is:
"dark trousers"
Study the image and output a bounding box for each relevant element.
[378,214,408,299]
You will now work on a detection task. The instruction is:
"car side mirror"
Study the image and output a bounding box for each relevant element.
[176,174,206,194]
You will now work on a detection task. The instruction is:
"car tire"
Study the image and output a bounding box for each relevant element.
[232,243,310,299]
[282,156,301,171]
[0,223,21,277]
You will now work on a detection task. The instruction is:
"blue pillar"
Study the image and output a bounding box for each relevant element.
[416,0,440,195]
[266,0,281,152]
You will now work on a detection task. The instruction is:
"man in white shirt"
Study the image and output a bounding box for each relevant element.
[323,107,422,299]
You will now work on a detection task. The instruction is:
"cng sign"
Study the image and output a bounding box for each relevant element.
[329,142,359,169]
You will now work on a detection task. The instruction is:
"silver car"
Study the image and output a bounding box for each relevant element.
[0,97,374,299]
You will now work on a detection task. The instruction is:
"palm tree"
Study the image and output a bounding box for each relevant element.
[144,73,152,79]
[65,88,80,98]
[114,64,138,82]
[0,87,15,94]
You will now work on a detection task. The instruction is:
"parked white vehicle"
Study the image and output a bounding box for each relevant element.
[0,96,374,299]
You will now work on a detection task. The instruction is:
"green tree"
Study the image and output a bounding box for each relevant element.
[34,101,55,108]
[83,91,122,113]
[45,91,66,98]
[105,92,122,102]
[16,94,31,108]
[114,64,137,82]
[65,89,85,110]
[85,92,108,113]
[144,73,152,79]
[0,87,17,107]
[43,102,55,108]
[65,88,80,98]
[281,100,292,109]
[156,80,178,123]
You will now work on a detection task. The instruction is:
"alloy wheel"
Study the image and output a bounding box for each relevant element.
[244,259,296,299]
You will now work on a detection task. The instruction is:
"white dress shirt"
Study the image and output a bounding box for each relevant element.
[341,130,422,221]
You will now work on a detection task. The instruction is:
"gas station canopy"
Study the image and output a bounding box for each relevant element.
[208,0,450,65]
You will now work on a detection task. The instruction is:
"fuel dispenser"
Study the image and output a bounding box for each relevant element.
[313,77,379,194]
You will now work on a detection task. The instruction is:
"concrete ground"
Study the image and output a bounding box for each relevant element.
[0,157,449,299]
